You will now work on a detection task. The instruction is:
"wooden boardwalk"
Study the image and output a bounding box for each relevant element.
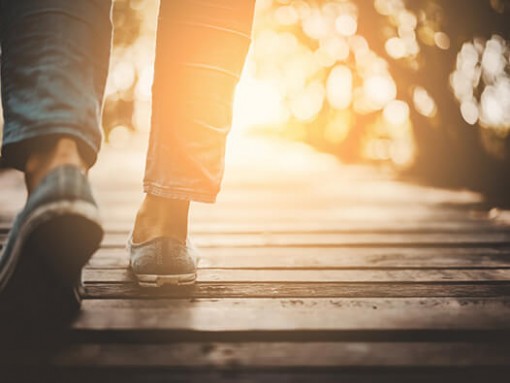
[1,134,510,381]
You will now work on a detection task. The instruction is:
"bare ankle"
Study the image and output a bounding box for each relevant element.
[132,195,190,243]
[25,137,87,192]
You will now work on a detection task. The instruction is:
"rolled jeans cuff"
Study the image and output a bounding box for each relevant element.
[0,0,112,172]
[143,0,255,205]
[1,126,101,171]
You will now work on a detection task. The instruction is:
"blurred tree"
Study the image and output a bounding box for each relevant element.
[357,0,510,199]
[102,0,144,142]
[249,0,510,201]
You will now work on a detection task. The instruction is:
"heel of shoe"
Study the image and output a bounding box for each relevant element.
[26,201,104,286]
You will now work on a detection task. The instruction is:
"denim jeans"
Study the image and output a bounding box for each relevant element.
[0,0,255,203]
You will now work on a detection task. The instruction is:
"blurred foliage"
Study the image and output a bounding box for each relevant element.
[247,0,510,195]
[106,0,510,201]
[103,0,157,145]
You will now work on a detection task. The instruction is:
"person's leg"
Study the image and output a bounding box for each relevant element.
[133,0,256,244]
[0,0,112,322]
[0,0,112,184]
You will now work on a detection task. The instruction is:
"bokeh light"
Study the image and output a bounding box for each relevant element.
[103,0,509,174]
[451,35,510,133]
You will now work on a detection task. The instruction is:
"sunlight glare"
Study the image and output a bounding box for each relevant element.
[363,75,397,109]
[385,37,407,59]
[452,36,510,132]
[326,65,353,109]
[434,32,451,50]
[324,111,352,143]
[335,14,357,37]
[289,81,325,121]
[274,5,300,25]
[383,100,409,126]
[110,61,136,92]
[460,99,479,125]
[480,84,509,128]
[413,86,437,118]
[320,37,350,62]
[232,72,289,132]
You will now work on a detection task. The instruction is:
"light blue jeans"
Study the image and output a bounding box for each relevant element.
[0,0,255,202]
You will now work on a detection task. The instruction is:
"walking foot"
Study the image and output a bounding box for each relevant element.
[129,195,198,287]
[0,165,103,325]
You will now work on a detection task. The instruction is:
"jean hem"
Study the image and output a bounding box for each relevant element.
[1,127,101,171]
[144,183,218,203]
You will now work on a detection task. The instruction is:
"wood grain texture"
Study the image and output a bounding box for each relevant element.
[86,247,510,269]
[89,232,510,249]
[82,268,510,283]
[83,282,510,299]
[40,342,510,368]
[75,298,510,332]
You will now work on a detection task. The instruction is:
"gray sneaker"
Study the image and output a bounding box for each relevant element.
[0,165,103,324]
[128,236,199,287]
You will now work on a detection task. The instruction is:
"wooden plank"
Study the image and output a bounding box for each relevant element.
[35,342,510,368]
[3,217,501,235]
[15,171,487,207]
[6,218,502,237]
[75,298,510,332]
[99,211,491,228]
[94,191,483,209]
[8,232,510,251]
[101,208,489,226]
[3,369,508,383]
[86,247,510,269]
[78,232,510,249]
[95,220,506,234]
[93,178,484,205]
[93,187,482,204]
[83,282,510,299]
[98,200,487,217]
[5,223,510,237]
[82,268,510,284]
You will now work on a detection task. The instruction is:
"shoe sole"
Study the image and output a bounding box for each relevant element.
[135,272,197,287]
[0,200,103,324]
